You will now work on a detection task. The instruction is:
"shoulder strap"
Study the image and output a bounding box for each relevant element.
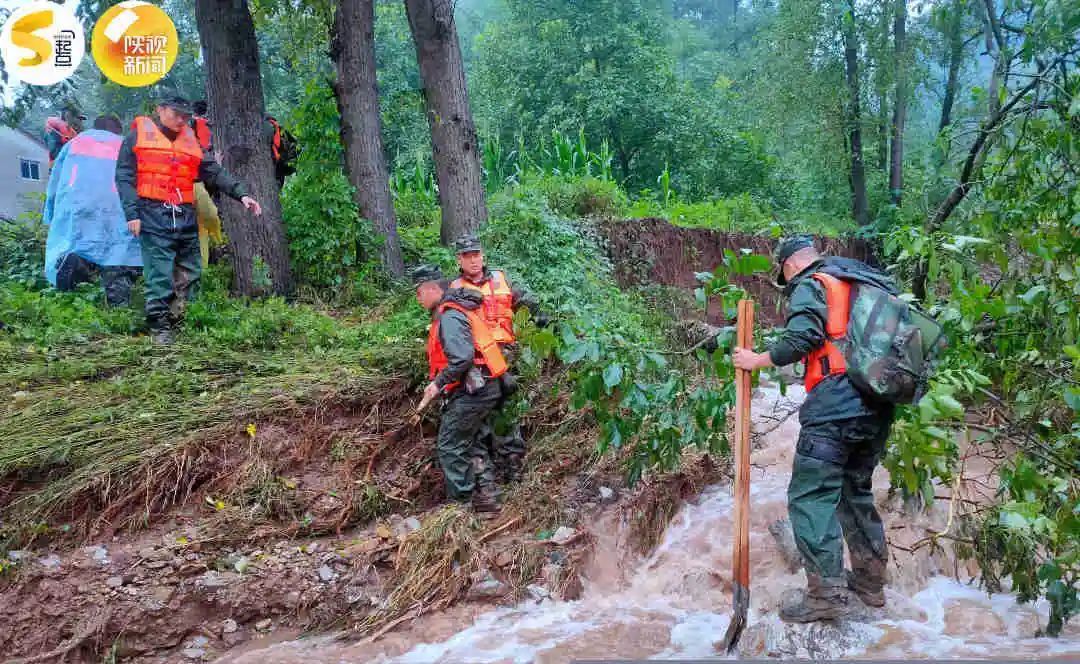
[810,272,851,339]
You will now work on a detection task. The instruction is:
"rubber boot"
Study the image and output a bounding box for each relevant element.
[471,486,501,514]
[779,574,859,623]
[503,453,525,483]
[847,549,887,607]
[149,317,175,346]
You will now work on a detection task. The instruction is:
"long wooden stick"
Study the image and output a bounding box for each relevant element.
[720,299,753,654]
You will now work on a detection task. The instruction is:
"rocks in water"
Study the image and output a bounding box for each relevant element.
[255,618,273,632]
[739,616,884,659]
[466,571,508,601]
[526,584,551,603]
[181,647,206,660]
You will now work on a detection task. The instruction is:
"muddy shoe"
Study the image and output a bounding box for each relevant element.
[151,327,175,346]
[471,490,501,514]
[847,570,886,608]
[779,575,860,623]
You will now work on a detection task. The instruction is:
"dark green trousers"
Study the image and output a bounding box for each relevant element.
[787,414,893,580]
[437,380,502,500]
[140,229,201,330]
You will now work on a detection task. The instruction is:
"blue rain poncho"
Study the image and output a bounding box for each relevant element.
[43,129,142,286]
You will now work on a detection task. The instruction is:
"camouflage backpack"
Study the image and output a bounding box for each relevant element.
[814,273,947,404]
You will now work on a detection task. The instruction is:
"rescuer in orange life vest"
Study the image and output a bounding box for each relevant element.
[415,264,508,513]
[732,235,899,623]
[451,234,548,484]
[43,103,86,166]
[115,95,263,345]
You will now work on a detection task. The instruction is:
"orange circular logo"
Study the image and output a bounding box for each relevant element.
[91,1,178,87]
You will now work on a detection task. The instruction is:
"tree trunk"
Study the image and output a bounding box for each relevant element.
[888,0,907,206]
[842,2,870,227]
[877,91,889,172]
[404,0,487,246]
[938,0,965,132]
[331,0,405,278]
[194,0,293,296]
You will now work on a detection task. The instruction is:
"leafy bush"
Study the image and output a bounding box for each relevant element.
[0,204,48,289]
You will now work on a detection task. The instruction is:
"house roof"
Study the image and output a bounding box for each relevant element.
[13,126,47,149]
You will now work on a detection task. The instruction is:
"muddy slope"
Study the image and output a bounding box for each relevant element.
[601,218,875,324]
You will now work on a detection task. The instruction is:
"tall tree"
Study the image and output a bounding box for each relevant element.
[194,0,293,296]
[331,0,405,277]
[404,0,487,245]
[841,0,870,226]
[937,0,967,132]
[888,0,908,205]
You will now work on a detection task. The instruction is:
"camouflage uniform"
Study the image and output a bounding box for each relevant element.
[428,285,502,507]
[453,261,546,484]
[115,114,248,339]
[769,248,897,618]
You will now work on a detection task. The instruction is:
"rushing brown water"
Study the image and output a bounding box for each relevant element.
[218,387,1080,663]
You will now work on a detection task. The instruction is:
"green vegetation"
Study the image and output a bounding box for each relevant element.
[2,0,1077,639]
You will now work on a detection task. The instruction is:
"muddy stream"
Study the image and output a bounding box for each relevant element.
[217,387,1080,663]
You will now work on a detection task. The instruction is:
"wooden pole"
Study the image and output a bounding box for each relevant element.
[720,298,753,654]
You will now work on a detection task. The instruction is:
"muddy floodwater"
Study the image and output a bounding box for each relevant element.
[218,387,1080,663]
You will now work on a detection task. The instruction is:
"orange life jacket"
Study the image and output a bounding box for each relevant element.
[427,301,508,393]
[268,117,282,162]
[45,117,78,165]
[192,116,213,151]
[46,117,77,143]
[804,272,851,392]
[450,271,516,344]
[132,116,203,205]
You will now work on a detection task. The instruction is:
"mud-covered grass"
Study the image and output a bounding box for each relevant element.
[0,267,429,551]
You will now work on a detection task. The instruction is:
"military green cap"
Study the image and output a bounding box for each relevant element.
[774,235,815,285]
[411,264,444,286]
[158,94,193,116]
[453,234,483,254]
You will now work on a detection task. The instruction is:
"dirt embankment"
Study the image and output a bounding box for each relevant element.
[0,378,717,663]
[600,218,876,325]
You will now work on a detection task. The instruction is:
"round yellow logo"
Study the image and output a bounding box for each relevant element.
[91,1,178,87]
[0,1,85,86]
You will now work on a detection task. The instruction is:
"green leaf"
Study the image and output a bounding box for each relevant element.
[935,394,965,418]
[603,363,624,389]
[1019,284,1048,304]
[1064,388,1080,412]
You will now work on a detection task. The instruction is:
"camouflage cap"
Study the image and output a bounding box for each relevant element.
[453,234,483,254]
[411,264,444,286]
[774,234,815,285]
[158,95,193,116]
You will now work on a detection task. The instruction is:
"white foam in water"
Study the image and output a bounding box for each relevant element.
[222,386,1080,663]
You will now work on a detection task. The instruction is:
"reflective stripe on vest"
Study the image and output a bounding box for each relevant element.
[132,116,202,205]
[193,116,212,151]
[67,135,121,160]
[804,272,851,393]
[268,117,282,162]
[450,271,516,344]
[426,301,509,393]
